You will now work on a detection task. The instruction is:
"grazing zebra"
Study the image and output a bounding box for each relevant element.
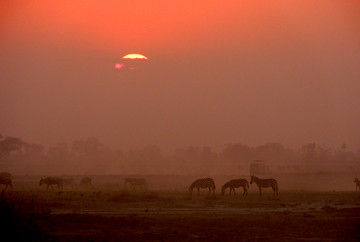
[250,175,278,196]
[0,176,12,190]
[354,178,360,191]
[189,177,216,196]
[80,177,92,187]
[222,179,249,196]
[0,172,13,180]
[40,177,63,191]
[124,178,148,190]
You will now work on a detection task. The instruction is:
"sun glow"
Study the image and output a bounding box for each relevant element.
[122,54,149,60]
[114,63,124,69]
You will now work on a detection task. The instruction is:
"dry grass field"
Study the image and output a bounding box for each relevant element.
[1,175,360,241]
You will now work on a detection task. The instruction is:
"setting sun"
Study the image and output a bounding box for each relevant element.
[122,54,149,60]
[2,1,360,240]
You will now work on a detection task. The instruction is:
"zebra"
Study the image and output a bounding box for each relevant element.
[250,175,278,196]
[189,177,216,196]
[0,176,12,190]
[124,178,148,190]
[354,178,360,191]
[40,177,63,191]
[221,179,249,196]
[80,177,93,187]
[0,172,13,180]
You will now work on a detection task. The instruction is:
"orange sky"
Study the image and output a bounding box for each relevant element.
[3,1,358,54]
[1,1,360,152]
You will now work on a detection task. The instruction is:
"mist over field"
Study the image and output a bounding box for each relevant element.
[1,135,359,191]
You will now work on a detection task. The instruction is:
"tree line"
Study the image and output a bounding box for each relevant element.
[1,135,359,175]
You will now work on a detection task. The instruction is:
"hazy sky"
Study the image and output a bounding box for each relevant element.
[1,1,360,152]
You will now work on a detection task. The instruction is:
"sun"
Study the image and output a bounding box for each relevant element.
[122,54,149,60]
[115,53,149,70]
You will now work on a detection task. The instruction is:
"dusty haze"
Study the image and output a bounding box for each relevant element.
[1,1,360,183]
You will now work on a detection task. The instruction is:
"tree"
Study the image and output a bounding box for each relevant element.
[70,137,104,157]
[199,146,218,163]
[48,142,69,158]
[223,143,252,162]
[23,143,44,156]
[302,143,317,160]
[0,136,24,159]
[141,145,162,161]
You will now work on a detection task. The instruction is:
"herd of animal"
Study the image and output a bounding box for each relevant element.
[0,173,93,191]
[188,176,278,196]
[1,172,360,196]
[38,176,93,190]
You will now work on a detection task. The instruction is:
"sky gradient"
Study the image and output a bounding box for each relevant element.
[1,1,360,152]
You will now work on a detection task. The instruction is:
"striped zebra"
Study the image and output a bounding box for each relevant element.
[0,176,12,190]
[221,179,249,196]
[189,177,216,196]
[80,177,92,187]
[124,178,148,190]
[250,175,278,196]
[40,177,63,191]
[354,178,360,191]
[0,172,13,180]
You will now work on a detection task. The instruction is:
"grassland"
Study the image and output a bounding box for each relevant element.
[1,176,360,241]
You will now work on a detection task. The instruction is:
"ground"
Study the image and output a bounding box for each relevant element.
[1,177,360,241]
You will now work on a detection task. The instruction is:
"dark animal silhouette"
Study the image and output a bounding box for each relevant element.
[0,176,12,190]
[40,177,63,191]
[222,179,249,196]
[0,172,13,180]
[250,175,278,196]
[189,177,216,196]
[354,178,360,191]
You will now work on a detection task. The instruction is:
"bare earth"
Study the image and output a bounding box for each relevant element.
[2,178,360,241]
